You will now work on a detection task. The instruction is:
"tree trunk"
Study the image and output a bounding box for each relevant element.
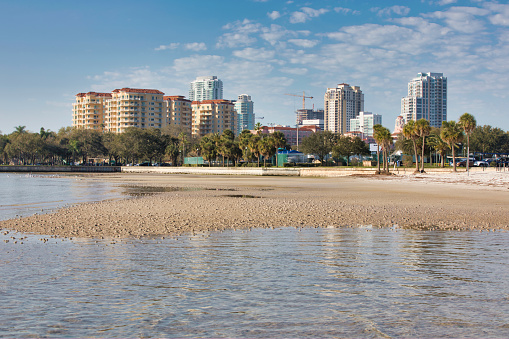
[376,145,380,173]
[452,144,457,172]
[466,134,470,174]
[421,136,426,173]
[413,140,419,172]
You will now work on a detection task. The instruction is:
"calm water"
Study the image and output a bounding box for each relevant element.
[0,173,124,221]
[0,175,508,337]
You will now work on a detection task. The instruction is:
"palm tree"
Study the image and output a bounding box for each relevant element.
[415,119,431,173]
[271,131,287,167]
[459,113,477,173]
[441,121,464,172]
[374,125,392,173]
[259,136,275,167]
[402,120,420,173]
[428,131,449,168]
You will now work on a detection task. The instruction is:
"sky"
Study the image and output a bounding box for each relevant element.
[1,0,509,134]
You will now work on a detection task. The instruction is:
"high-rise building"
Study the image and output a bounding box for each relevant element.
[324,83,364,134]
[234,94,254,132]
[191,99,237,137]
[105,88,165,133]
[349,111,382,138]
[401,72,447,128]
[72,92,111,131]
[189,76,223,102]
[164,96,192,133]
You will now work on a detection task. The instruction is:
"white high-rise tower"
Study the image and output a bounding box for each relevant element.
[401,72,447,128]
[189,76,223,101]
[234,94,254,132]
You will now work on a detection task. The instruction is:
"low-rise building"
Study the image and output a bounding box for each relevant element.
[72,92,111,131]
[164,95,192,133]
[191,99,237,137]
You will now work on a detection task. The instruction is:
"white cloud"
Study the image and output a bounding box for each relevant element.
[217,19,261,48]
[424,6,490,33]
[155,43,179,51]
[233,47,276,61]
[260,24,299,45]
[289,7,329,24]
[184,42,207,51]
[155,42,206,51]
[372,6,411,17]
[485,3,509,26]
[437,0,457,5]
[334,7,360,15]
[89,67,167,92]
[279,67,308,75]
[288,39,319,48]
[268,11,281,20]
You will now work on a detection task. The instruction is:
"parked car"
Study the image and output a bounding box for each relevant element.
[456,159,474,167]
[474,160,489,167]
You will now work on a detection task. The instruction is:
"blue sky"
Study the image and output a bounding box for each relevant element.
[1,0,509,134]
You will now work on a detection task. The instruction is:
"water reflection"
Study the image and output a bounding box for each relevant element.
[0,227,508,338]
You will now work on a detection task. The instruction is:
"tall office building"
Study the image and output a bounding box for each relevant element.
[324,83,364,134]
[401,72,447,128]
[234,94,254,132]
[189,76,223,102]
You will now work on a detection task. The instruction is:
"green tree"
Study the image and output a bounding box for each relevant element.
[402,120,420,173]
[415,119,431,173]
[441,120,464,172]
[238,130,254,163]
[271,131,287,167]
[373,126,392,173]
[300,131,337,165]
[259,135,275,167]
[332,136,369,166]
[248,134,261,166]
[458,113,476,173]
[427,128,449,168]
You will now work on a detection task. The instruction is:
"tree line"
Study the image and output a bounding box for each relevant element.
[1,115,508,168]
[396,113,509,173]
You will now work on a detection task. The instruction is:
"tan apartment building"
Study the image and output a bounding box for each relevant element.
[72,92,112,130]
[324,83,364,134]
[105,88,165,133]
[164,96,192,133]
[191,100,237,137]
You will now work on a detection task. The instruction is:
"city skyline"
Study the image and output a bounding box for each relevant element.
[1,0,509,133]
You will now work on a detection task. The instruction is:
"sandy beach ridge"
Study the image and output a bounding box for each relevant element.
[1,170,508,238]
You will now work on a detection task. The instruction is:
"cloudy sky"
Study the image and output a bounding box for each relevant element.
[1,0,509,134]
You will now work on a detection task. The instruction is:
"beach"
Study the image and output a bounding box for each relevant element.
[1,170,508,238]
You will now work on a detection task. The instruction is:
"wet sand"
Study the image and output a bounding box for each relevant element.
[2,172,508,238]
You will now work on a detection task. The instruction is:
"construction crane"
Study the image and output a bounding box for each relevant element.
[284,91,313,110]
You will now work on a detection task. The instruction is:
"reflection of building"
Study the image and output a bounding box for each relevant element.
[296,108,324,124]
[191,100,237,137]
[72,92,111,131]
[189,76,223,101]
[164,95,192,133]
[401,72,447,128]
[234,94,255,132]
[349,111,382,138]
[105,88,165,133]
[253,125,320,147]
[324,83,364,134]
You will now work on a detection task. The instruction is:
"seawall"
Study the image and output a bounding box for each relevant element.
[0,166,121,173]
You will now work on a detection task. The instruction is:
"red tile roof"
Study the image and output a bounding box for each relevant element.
[112,88,164,94]
[164,95,191,102]
[76,92,112,97]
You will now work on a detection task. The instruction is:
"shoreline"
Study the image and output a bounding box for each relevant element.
[1,172,508,238]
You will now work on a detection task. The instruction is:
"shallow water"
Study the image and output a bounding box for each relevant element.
[0,173,124,221]
[1,227,508,338]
